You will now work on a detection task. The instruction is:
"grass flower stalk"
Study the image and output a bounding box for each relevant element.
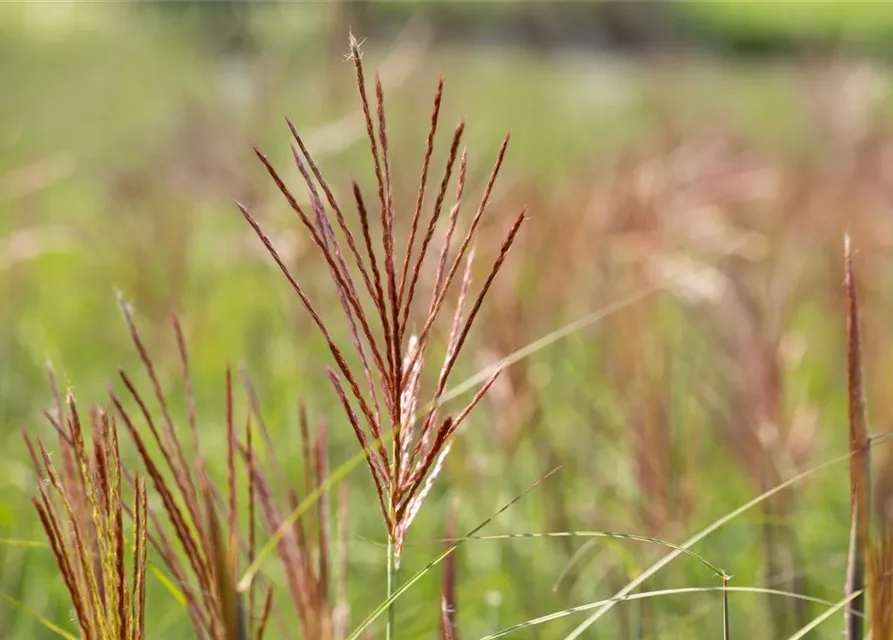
[240,31,525,636]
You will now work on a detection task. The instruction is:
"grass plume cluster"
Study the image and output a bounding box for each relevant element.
[110,299,254,640]
[23,368,148,640]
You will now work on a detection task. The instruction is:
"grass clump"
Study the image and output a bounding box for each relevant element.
[17,29,525,640]
[23,367,148,640]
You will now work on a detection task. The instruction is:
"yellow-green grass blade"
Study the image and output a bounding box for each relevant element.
[436,531,727,579]
[482,586,860,639]
[786,588,865,640]
[562,448,857,639]
[0,591,79,640]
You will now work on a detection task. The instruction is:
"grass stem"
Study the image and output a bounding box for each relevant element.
[386,534,398,640]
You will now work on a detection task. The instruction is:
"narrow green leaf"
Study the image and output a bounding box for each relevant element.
[561,450,853,639]
[148,564,187,607]
[0,537,47,549]
[481,586,858,639]
[345,467,561,640]
[786,589,865,640]
[0,591,79,640]
[444,531,727,578]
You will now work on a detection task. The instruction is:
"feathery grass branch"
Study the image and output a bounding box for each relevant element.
[241,30,526,636]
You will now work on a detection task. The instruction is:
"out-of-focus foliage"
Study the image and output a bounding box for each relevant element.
[5,2,893,639]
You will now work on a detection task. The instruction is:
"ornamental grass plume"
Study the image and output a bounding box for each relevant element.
[109,299,257,640]
[23,367,149,640]
[107,299,349,639]
[238,32,526,636]
[28,287,352,639]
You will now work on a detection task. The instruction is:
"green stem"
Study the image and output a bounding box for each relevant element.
[387,415,401,640]
[386,535,398,640]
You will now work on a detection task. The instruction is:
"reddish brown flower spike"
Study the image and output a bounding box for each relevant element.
[241,33,525,559]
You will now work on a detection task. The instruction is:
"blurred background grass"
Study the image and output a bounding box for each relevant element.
[4,1,893,638]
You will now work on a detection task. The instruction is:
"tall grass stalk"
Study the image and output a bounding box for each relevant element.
[386,534,397,640]
[842,234,893,639]
[845,233,869,640]
[240,31,525,635]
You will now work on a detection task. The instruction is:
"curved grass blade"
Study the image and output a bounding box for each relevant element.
[149,565,187,608]
[432,531,727,579]
[786,588,865,640]
[562,449,856,639]
[0,537,46,549]
[344,467,560,640]
[0,591,79,640]
[480,586,856,640]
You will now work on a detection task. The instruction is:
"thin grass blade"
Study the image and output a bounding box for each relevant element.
[344,467,560,640]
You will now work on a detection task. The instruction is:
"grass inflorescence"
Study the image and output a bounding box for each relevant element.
[239,31,525,638]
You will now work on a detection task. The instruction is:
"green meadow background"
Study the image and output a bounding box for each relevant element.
[4,2,893,638]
